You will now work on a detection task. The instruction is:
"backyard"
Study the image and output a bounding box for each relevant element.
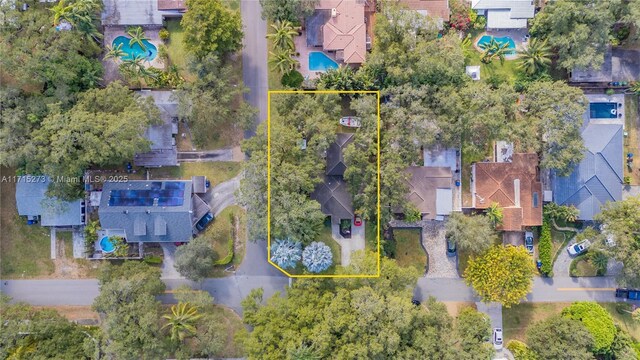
[391,228,427,272]
[465,48,520,86]
[624,94,639,184]
[165,19,194,82]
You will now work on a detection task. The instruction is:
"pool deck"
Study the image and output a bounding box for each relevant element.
[102,26,164,85]
[474,29,529,60]
[294,30,340,81]
[584,94,625,128]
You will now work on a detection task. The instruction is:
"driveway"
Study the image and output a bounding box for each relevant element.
[160,243,183,279]
[331,219,365,266]
[553,237,576,277]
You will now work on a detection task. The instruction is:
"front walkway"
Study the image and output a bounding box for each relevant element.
[331,219,365,266]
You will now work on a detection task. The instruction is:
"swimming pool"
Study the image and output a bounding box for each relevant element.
[590,102,618,119]
[477,35,516,55]
[309,52,338,72]
[112,36,158,61]
[100,236,116,253]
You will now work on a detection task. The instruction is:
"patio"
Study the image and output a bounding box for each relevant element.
[294,30,339,81]
[102,26,164,85]
[474,29,529,60]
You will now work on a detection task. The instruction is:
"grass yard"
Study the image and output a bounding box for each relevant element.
[600,303,640,340]
[364,220,378,253]
[314,221,342,272]
[465,48,521,85]
[149,162,242,188]
[569,255,599,277]
[0,168,54,278]
[391,228,427,272]
[200,206,247,277]
[164,19,195,82]
[266,35,283,91]
[624,94,639,184]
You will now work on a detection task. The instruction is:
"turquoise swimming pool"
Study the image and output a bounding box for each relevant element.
[112,36,158,61]
[477,35,516,55]
[590,102,618,119]
[100,236,116,253]
[309,52,338,71]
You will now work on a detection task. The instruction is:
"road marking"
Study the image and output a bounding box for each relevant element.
[556,288,616,291]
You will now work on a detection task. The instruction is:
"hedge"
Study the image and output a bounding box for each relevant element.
[538,217,553,276]
[143,255,163,265]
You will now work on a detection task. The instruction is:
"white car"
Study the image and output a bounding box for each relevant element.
[493,328,503,350]
[567,240,591,256]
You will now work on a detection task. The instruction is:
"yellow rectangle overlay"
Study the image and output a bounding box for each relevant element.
[267,90,381,278]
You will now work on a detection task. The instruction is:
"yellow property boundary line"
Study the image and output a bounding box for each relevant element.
[267,90,381,278]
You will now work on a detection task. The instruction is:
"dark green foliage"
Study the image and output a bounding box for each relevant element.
[527,315,595,360]
[259,0,317,23]
[506,340,537,360]
[181,0,243,58]
[562,302,616,354]
[174,238,217,282]
[316,65,374,91]
[281,70,304,88]
[538,217,553,276]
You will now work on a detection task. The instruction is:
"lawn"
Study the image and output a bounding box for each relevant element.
[0,168,54,278]
[164,19,194,82]
[624,94,639,184]
[503,302,640,343]
[149,162,242,188]
[200,206,247,277]
[569,255,599,277]
[465,47,521,85]
[364,220,378,253]
[266,34,283,90]
[391,228,427,272]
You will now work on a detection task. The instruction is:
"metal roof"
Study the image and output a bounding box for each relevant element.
[472,0,535,18]
[134,91,178,167]
[15,176,84,226]
[552,124,623,220]
[486,9,528,29]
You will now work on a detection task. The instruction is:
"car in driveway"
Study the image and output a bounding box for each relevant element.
[195,212,214,232]
[353,215,362,226]
[493,328,503,350]
[524,231,534,255]
[567,240,591,256]
[446,236,456,257]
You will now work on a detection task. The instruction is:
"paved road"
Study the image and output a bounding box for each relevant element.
[414,276,620,303]
[177,149,234,162]
[241,0,268,137]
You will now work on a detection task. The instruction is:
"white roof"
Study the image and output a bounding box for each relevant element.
[472,0,535,18]
[487,9,528,29]
[436,188,453,215]
[102,0,163,25]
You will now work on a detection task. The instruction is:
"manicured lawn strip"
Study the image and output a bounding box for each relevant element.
[464,45,520,85]
[457,247,471,276]
[624,94,639,184]
[0,168,54,278]
[149,162,242,188]
[392,228,427,272]
[164,19,195,82]
[364,220,378,252]
[315,222,342,273]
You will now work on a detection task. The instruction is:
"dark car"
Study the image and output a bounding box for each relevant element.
[411,299,421,306]
[196,212,214,232]
[446,237,457,257]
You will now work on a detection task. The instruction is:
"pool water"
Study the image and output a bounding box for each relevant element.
[477,35,516,55]
[309,52,338,71]
[100,236,116,253]
[590,102,618,119]
[112,36,158,61]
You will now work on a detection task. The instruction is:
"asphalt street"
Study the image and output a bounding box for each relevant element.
[241,0,268,137]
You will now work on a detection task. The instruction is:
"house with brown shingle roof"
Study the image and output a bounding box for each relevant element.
[306,0,368,64]
[471,153,542,231]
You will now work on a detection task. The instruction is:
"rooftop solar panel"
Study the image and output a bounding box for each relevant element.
[108,182,187,207]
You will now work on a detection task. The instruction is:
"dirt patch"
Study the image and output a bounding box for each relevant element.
[50,235,99,279]
[232,145,245,161]
[33,305,100,323]
[444,301,476,317]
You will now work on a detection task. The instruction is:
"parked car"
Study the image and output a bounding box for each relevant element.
[615,288,640,300]
[339,116,361,128]
[196,212,214,232]
[567,240,591,256]
[353,215,362,226]
[524,231,534,255]
[446,237,457,257]
[411,299,421,306]
[493,328,503,350]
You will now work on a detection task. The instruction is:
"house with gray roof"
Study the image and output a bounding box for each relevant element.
[311,133,355,221]
[552,124,623,221]
[134,91,178,167]
[15,176,85,227]
[98,180,210,243]
[471,0,535,29]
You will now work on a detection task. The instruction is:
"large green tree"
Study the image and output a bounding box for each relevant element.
[259,0,317,23]
[530,0,615,71]
[561,302,617,354]
[93,261,168,360]
[517,80,586,176]
[181,0,243,58]
[445,212,497,254]
[527,315,595,360]
[176,54,256,147]
[174,238,217,282]
[464,245,536,307]
[455,307,494,359]
[594,196,640,288]
[30,82,159,199]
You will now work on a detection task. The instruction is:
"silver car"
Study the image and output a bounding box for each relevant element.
[567,240,591,256]
[493,328,503,350]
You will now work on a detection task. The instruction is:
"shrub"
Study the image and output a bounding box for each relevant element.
[624,176,631,185]
[506,340,536,360]
[473,15,487,30]
[159,28,170,41]
[158,45,169,63]
[606,88,615,96]
[538,217,553,276]
[562,302,617,354]
[615,302,632,315]
[270,238,302,269]
[143,255,163,265]
[302,242,333,273]
[281,70,304,88]
[403,203,422,223]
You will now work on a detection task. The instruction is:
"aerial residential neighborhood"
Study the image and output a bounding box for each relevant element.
[1,0,640,359]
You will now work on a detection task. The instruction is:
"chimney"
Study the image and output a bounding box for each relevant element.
[514,179,521,207]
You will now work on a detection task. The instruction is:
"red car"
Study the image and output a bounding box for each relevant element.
[353,215,362,226]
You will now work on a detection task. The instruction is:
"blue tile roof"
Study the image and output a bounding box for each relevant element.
[552,124,623,220]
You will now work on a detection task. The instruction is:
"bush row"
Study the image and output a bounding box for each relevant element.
[539,217,553,276]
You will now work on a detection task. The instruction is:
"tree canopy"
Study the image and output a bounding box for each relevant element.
[464,245,536,307]
[526,315,595,360]
[445,212,498,254]
[561,302,617,354]
[181,0,243,58]
[174,238,217,282]
[259,0,317,23]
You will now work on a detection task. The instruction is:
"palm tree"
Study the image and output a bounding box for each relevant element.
[266,20,298,51]
[269,49,298,74]
[127,26,148,52]
[590,251,609,274]
[119,55,149,88]
[485,202,503,227]
[162,302,202,343]
[517,38,552,75]
[479,38,510,65]
[104,43,126,61]
[50,0,74,25]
